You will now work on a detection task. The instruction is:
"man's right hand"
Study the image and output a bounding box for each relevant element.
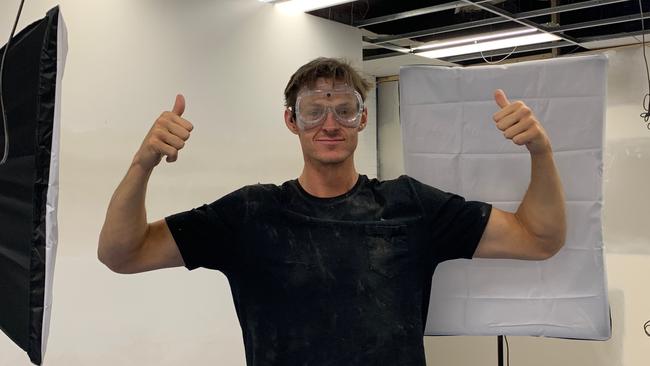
[132,94,194,170]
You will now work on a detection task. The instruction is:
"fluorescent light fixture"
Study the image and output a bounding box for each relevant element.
[417,32,561,59]
[414,28,537,51]
[271,0,355,13]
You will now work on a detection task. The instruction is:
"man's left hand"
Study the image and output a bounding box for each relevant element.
[492,89,552,155]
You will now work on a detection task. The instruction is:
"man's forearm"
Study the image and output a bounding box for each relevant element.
[515,152,567,255]
[98,162,153,269]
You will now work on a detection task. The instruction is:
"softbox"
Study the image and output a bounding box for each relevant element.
[0,6,67,365]
[399,54,610,340]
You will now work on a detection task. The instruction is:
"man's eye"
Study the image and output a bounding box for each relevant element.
[303,107,322,118]
[307,109,321,117]
[337,104,355,117]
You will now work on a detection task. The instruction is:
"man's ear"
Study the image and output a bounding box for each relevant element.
[284,108,299,135]
[357,107,368,132]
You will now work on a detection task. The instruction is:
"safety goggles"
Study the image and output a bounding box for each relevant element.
[292,86,364,130]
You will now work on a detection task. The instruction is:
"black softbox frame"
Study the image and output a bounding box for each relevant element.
[0,6,66,365]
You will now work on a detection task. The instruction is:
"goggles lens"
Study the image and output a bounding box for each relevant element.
[295,87,363,130]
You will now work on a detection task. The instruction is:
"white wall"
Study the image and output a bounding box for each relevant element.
[374,45,650,366]
[0,1,374,365]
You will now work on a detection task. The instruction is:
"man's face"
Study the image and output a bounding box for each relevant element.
[284,78,367,166]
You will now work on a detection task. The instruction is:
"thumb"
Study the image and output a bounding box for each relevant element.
[494,89,510,109]
[172,94,185,116]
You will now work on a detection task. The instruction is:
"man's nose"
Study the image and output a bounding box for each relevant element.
[321,108,340,130]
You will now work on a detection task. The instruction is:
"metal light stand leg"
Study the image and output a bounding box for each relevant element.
[498,335,504,366]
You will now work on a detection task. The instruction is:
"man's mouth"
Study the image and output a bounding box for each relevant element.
[315,138,344,145]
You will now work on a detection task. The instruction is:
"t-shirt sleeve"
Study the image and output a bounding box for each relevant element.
[164,190,242,272]
[407,176,492,261]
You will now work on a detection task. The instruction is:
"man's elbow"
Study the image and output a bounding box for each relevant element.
[98,250,120,273]
[529,218,567,260]
[97,244,132,274]
[536,235,566,260]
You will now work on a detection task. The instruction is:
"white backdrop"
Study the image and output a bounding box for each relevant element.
[399,55,611,340]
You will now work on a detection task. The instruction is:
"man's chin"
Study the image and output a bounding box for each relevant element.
[311,152,350,165]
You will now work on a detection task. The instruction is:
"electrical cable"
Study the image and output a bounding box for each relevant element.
[0,0,26,166]
[361,0,370,21]
[638,0,650,128]
[504,335,510,366]
[480,46,518,65]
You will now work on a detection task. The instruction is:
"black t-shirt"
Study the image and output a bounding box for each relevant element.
[164,175,492,366]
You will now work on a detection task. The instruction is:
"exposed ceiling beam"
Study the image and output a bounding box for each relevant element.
[364,51,406,61]
[420,28,650,63]
[354,0,493,27]
[579,29,650,43]
[365,0,628,46]
[442,40,572,63]
[362,0,648,63]
[551,11,650,33]
[363,25,650,62]
[362,39,411,54]
[364,14,650,61]
[518,0,630,19]
[458,0,584,48]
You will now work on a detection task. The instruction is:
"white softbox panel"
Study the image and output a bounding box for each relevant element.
[399,54,610,340]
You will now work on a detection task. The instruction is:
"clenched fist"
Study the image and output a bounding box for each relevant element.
[493,89,551,155]
[132,94,194,170]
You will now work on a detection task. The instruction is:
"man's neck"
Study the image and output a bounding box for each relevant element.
[298,160,359,198]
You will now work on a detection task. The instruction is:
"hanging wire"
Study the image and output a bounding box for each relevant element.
[504,335,510,366]
[361,0,370,20]
[0,0,27,166]
[638,0,650,128]
[480,46,518,65]
[349,0,370,25]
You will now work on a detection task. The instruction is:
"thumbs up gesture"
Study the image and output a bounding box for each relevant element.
[133,94,194,170]
[492,89,551,155]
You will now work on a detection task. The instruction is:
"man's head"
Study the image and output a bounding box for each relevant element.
[284,57,372,114]
[283,58,372,166]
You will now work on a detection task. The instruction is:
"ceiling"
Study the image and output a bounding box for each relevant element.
[308,0,650,66]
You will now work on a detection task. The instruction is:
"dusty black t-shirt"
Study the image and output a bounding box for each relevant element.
[164,175,491,366]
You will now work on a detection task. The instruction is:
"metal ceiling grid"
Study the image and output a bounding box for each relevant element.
[308,0,650,65]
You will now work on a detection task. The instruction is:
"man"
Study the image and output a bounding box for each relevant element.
[98,58,566,365]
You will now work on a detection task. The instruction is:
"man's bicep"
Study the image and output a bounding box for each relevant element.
[473,207,547,260]
[125,219,186,273]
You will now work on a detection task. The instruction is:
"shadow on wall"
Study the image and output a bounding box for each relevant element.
[603,138,650,254]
